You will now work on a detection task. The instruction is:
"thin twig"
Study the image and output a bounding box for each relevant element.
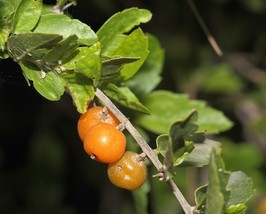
[167,179,194,214]
[186,0,223,57]
[95,88,193,214]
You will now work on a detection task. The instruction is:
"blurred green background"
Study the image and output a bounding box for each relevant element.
[0,0,266,213]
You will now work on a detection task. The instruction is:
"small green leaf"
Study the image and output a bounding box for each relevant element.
[181,139,221,167]
[6,33,62,61]
[42,35,79,62]
[61,45,100,70]
[60,71,94,113]
[206,150,227,214]
[156,134,194,167]
[195,184,208,211]
[33,13,97,46]
[125,34,164,96]
[102,28,149,80]
[156,134,170,157]
[103,83,150,114]
[75,51,101,86]
[0,0,14,52]
[155,135,176,178]
[101,56,140,83]
[225,204,246,214]
[135,90,233,134]
[169,110,198,146]
[97,8,150,81]
[12,0,42,33]
[225,171,255,213]
[20,61,65,101]
[97,7,152,53]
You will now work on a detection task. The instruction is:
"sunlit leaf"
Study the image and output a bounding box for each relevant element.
[20,61,65,101]
[12,0,42,33]
[61,44,100,70]
[60,71,95,113]
[97,8,150,80]
[125,34,164,96]
[33,13,97,46]
[0,0,14,53]
[97,7,152,53]
[75,51,101,86]
[102,28,149,80]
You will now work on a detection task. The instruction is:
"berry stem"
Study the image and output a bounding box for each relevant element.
[95,88,193,214]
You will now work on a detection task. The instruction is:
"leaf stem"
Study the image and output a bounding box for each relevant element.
[95,88,193,214]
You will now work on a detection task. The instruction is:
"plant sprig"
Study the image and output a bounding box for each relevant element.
[95,88,194,214]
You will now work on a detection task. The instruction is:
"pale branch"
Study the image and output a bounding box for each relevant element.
[95,88,162,171]
[95,88,193,214]
[186,0,223,57]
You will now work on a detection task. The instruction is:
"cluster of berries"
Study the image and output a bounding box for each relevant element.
[77,106,147,190]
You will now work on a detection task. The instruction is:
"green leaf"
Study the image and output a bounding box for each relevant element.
[20,61,65,101]
[97,7,152,53]
[135,90,233,134]
[33,13,97,46]
[103,83,150,114]
[102,28,149,80]
[97,8,150,80]
[181,139,221,167]
[42,35,79,62]
[0,0,14,53]
[169,110,198,146]
[100,56,140,83]
[60,71,94,113]
[156,134,175,177]
[156,135,195,167]
[194,149,255,214]
[125,34,164,96]
[12,0,42,33]
[225,171,255,213]
[75,51,102,86]
[62,45,100,70]
[206,150,228,214]
[6,33,62,61]
[195,184,208,211]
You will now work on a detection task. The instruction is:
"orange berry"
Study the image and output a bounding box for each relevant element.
[83,123,126,163]
[107,151,147,190]
[77,106,120,141]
